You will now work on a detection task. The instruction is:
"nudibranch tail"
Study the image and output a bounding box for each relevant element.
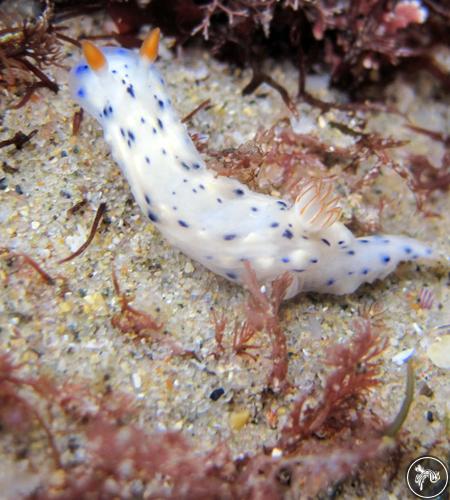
[305,234,434,297]
[69,30,435,300]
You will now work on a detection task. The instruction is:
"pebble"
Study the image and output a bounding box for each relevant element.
[209,387,225,401]
[230,409,250,430]
[426,334,450,369]
[392,348,415,365]
[184,261,194,273]
[131,373,142,390]
[271,448,283,458]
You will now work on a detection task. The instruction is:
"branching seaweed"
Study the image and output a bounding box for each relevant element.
[0,316,416,498]
[242,262,293,389]
[279,318,387,452]
[0,247,55,286]
[111,266,163,338]
[232,320,261,360]
[0,0,81,106]
[0,130,37,150]
[123,0,449,94]
[1,1,59,100]
[202,115,447,227]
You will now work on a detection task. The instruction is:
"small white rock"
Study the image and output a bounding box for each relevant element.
[271,448,283,458]
[412,323,424,335]
[184,261,194,274]
[131,373,142,390]
[392,348,415,365]
[427,335,450,369]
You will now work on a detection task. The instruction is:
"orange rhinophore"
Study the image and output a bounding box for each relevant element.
[82,41,107,71]
[140,28,161,62]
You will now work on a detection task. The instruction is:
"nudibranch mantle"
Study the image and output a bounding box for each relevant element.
[69,35,433,299]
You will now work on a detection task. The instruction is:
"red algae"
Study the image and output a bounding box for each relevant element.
[0,315,414,498]
[111,267,163,339]
[58,202,107,264]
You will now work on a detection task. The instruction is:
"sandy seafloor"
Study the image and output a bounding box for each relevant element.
[0,13,449,500]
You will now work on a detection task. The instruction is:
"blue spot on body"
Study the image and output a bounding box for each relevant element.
[347,250,355,256]
[327,279,335,286]
[310,258,318,264]
[282,229,293,239]
[158,99,164,109]
[141,117,146,124]
[178,220,189,228]
[145,195,151,205]
[362,268,369,275]
[226,272,237,280]
[126,85,135,98]
[181,161,190,170]
[77,88,85,98]
[148,210,158,222]
[404,246,412,254]
[251,207,258,212]
[75,64,89,75]
[281,257,290,263]
[234,189,244,196]
[359,239,369,244]
[224,234,236,241]
[381,255,390,263]
[321,238,330,246]
[294,269,305,273]
[145,157,150,164]
[157,118,164,129]
[127,131,135,141]
[217,198,222,204]
[199,184,205,190]
[193,163,201,170]
[270,222,279,228]
[120,128,125,137]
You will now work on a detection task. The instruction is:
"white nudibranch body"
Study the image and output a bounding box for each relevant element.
[69,43,433,299]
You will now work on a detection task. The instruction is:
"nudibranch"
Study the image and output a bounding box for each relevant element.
[69,29,433,299]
